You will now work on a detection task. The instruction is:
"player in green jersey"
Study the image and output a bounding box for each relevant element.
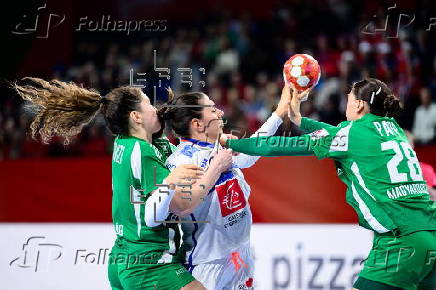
[13,78,235,289]
[223,78,436,290]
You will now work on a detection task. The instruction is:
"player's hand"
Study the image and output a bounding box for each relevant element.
[209,148,233,173]
[288,83,312,126]
[219,133,238,147]
[290,82,311,101]
[274,85,292,120]
[166,164,204,189]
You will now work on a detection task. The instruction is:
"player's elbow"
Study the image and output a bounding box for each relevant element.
[169,196,201,217]
[169,199,193,217]
[171,202,196,217]
[175,209,193,218]
[144,211,162,227]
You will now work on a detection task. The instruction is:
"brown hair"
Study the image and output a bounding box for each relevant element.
[351,78,402,117]
[159,88,206,139]
[13,77,143,144]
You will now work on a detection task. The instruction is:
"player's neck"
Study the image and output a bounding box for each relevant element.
[189,133,217,144]
[130,129,152,143]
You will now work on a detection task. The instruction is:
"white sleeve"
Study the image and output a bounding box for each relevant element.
[231,113,283,169]
[144,179,176,227]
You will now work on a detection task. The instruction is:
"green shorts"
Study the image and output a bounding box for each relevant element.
[354,230,436,290]
[108,238,195,290]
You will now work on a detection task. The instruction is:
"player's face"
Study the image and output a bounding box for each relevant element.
[137,93,161,134]
[199,95,224,141]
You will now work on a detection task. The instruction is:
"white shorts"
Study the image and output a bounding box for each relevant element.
[191,244,254,290]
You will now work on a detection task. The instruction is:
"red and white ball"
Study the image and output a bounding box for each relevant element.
[283,54,321,92]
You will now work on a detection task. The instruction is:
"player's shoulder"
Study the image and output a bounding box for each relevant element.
[166,142,205,169]
[114,135,151,156]
[337,120,352,128]
[132,139,165,162]
[311,120,352,139]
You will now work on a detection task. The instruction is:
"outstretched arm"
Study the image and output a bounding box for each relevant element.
[231,113,283,168]
[227,135,314,157]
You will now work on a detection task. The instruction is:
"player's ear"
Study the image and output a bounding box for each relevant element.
[191,118,203,131]
[129,110,142,124]
[356,99,365,114]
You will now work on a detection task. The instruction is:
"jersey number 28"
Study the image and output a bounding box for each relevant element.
[381,141,423,183]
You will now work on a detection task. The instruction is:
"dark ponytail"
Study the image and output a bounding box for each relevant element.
[383,94,402,117]
[159,88,206,139]
[351,78,402,117]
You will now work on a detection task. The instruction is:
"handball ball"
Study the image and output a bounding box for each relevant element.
[283,54,321,92]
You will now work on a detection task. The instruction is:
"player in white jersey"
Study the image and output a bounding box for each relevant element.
[161,86,290,289]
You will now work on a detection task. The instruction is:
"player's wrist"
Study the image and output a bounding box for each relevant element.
[270,112,285,126]
[273,108,287,120]
[293,114,302,126]
[208,159,226,175]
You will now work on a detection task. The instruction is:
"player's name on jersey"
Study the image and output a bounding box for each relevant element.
[373,121,400,137]
[386,183,428,199]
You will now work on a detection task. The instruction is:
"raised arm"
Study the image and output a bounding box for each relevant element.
[288,84,335,132]
[226,85,290,168]
[231,113,283,168]
[300,117,336,133]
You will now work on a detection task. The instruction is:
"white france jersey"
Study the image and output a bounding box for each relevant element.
[165,114,283,267]
[166,138,253,267]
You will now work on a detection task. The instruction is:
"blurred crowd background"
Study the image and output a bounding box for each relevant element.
[1,0,436,160]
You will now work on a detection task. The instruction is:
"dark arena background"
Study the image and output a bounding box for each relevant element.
[1,0,435,289]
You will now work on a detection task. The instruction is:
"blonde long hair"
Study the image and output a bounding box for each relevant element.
[14,77,144,144]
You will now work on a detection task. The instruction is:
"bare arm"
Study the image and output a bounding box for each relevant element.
[169,149,233,217]
[144,164,203,227]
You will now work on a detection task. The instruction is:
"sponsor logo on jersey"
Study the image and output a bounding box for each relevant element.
[309,129,329,140]
[216,176,247,217]
[224,210,247,228]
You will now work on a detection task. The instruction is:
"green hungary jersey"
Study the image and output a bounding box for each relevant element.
[227,114,436,235]
[111,135,180,263]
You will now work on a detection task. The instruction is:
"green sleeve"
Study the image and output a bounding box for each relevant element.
[227,135,314,157]
[140,144,170,196]
[308,121,352,160]
[227,121,352,160]
[300,117,336,133]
